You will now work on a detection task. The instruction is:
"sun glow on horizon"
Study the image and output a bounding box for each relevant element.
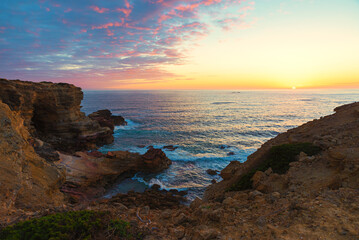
[1,0,359,89]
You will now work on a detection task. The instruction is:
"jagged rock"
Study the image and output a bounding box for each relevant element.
[206,169,218,176]
[251,171,287,193]
[328,147,346,160]
[227,151,235,156]
[190,197,203,209]
[163,145,178,151]
[32,139,60,162]
[57,148,171,199]
[220,161,242,180]
[0,101,65,215]
[104,188,186,210]
[141,148,172,173]
[173,227,185,239]
[0,78,113,153]
[88,109,127,131]
[174,213,192,225]
[193,225,220,240]
[249,190,263,197]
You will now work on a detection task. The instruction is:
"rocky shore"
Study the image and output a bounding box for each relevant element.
[1,78,359,239]
[0,79,172,214]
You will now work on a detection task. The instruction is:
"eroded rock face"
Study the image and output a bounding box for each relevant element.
[0,79,113,152]
[0,101,65,214]
[57,148,171,201]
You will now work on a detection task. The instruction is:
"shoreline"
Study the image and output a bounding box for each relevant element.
[1,78,359,239]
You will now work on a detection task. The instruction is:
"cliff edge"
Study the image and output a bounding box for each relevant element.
[0,78,114,152]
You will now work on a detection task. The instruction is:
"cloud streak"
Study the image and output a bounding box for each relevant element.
[0,0,253,88]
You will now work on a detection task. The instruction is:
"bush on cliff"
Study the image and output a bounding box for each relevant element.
[0,210,137,240]
[229,143,321,191]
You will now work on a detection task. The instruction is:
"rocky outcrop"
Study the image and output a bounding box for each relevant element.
[0,101,65,215]
[0,78,113,152]
[88,109,127,131]
[205,101,359,201]
[85,102,359,240]
[57,148,171,201]
[101,185,187,210]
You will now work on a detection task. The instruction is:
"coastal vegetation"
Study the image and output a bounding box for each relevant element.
[229,143,322,191]
[0,210,139,240]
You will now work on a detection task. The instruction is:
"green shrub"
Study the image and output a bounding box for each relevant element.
[0,210,139,240]
[108,219,130,238]
[0,210,105,240]
[229,143,321,191]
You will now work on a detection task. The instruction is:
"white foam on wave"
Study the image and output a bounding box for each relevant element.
[163,146,255,163]
[132,175,171,190]
[114,119,140,131]
[133,174,201,192]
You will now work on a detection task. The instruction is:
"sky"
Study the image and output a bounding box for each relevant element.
[1,0,359,89]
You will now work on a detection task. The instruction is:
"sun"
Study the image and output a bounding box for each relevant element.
[292,86,296,90]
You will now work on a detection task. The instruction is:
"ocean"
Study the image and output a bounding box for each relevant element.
[82,89,359,200]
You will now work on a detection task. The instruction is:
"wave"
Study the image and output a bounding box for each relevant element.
[211,102,236,105]
[298,98,315,102]
[114,119,140,131]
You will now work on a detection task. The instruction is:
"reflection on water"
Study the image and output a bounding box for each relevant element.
[82,89,359,200]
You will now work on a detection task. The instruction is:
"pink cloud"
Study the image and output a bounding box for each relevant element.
[158,14,172,22]
[116,8,132,17]
[164,49,182,58]
[202,0,221,6]
[106,29,114,36]
[124,0,131,9]
[92,21,123,29]
[90,6,109,14]
[124,24,152,31]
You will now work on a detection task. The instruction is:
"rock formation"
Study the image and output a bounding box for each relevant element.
[0,78,113,152]
[88,109,127,131]
[205,102,359,201]
[0,101,65,215]
[57,148,171,201]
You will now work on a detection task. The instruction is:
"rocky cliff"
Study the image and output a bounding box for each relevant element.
[0,78,113,152]
[0,101,65,215]
[1,78,358,239]
[205,101,359,201]
[0,79,173,226]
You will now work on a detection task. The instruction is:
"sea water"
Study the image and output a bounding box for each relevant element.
[82,89,359,200]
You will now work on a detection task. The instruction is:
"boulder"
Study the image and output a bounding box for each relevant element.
[227,151,235,156]
[140,148,172,173]
[206,169,218,176]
